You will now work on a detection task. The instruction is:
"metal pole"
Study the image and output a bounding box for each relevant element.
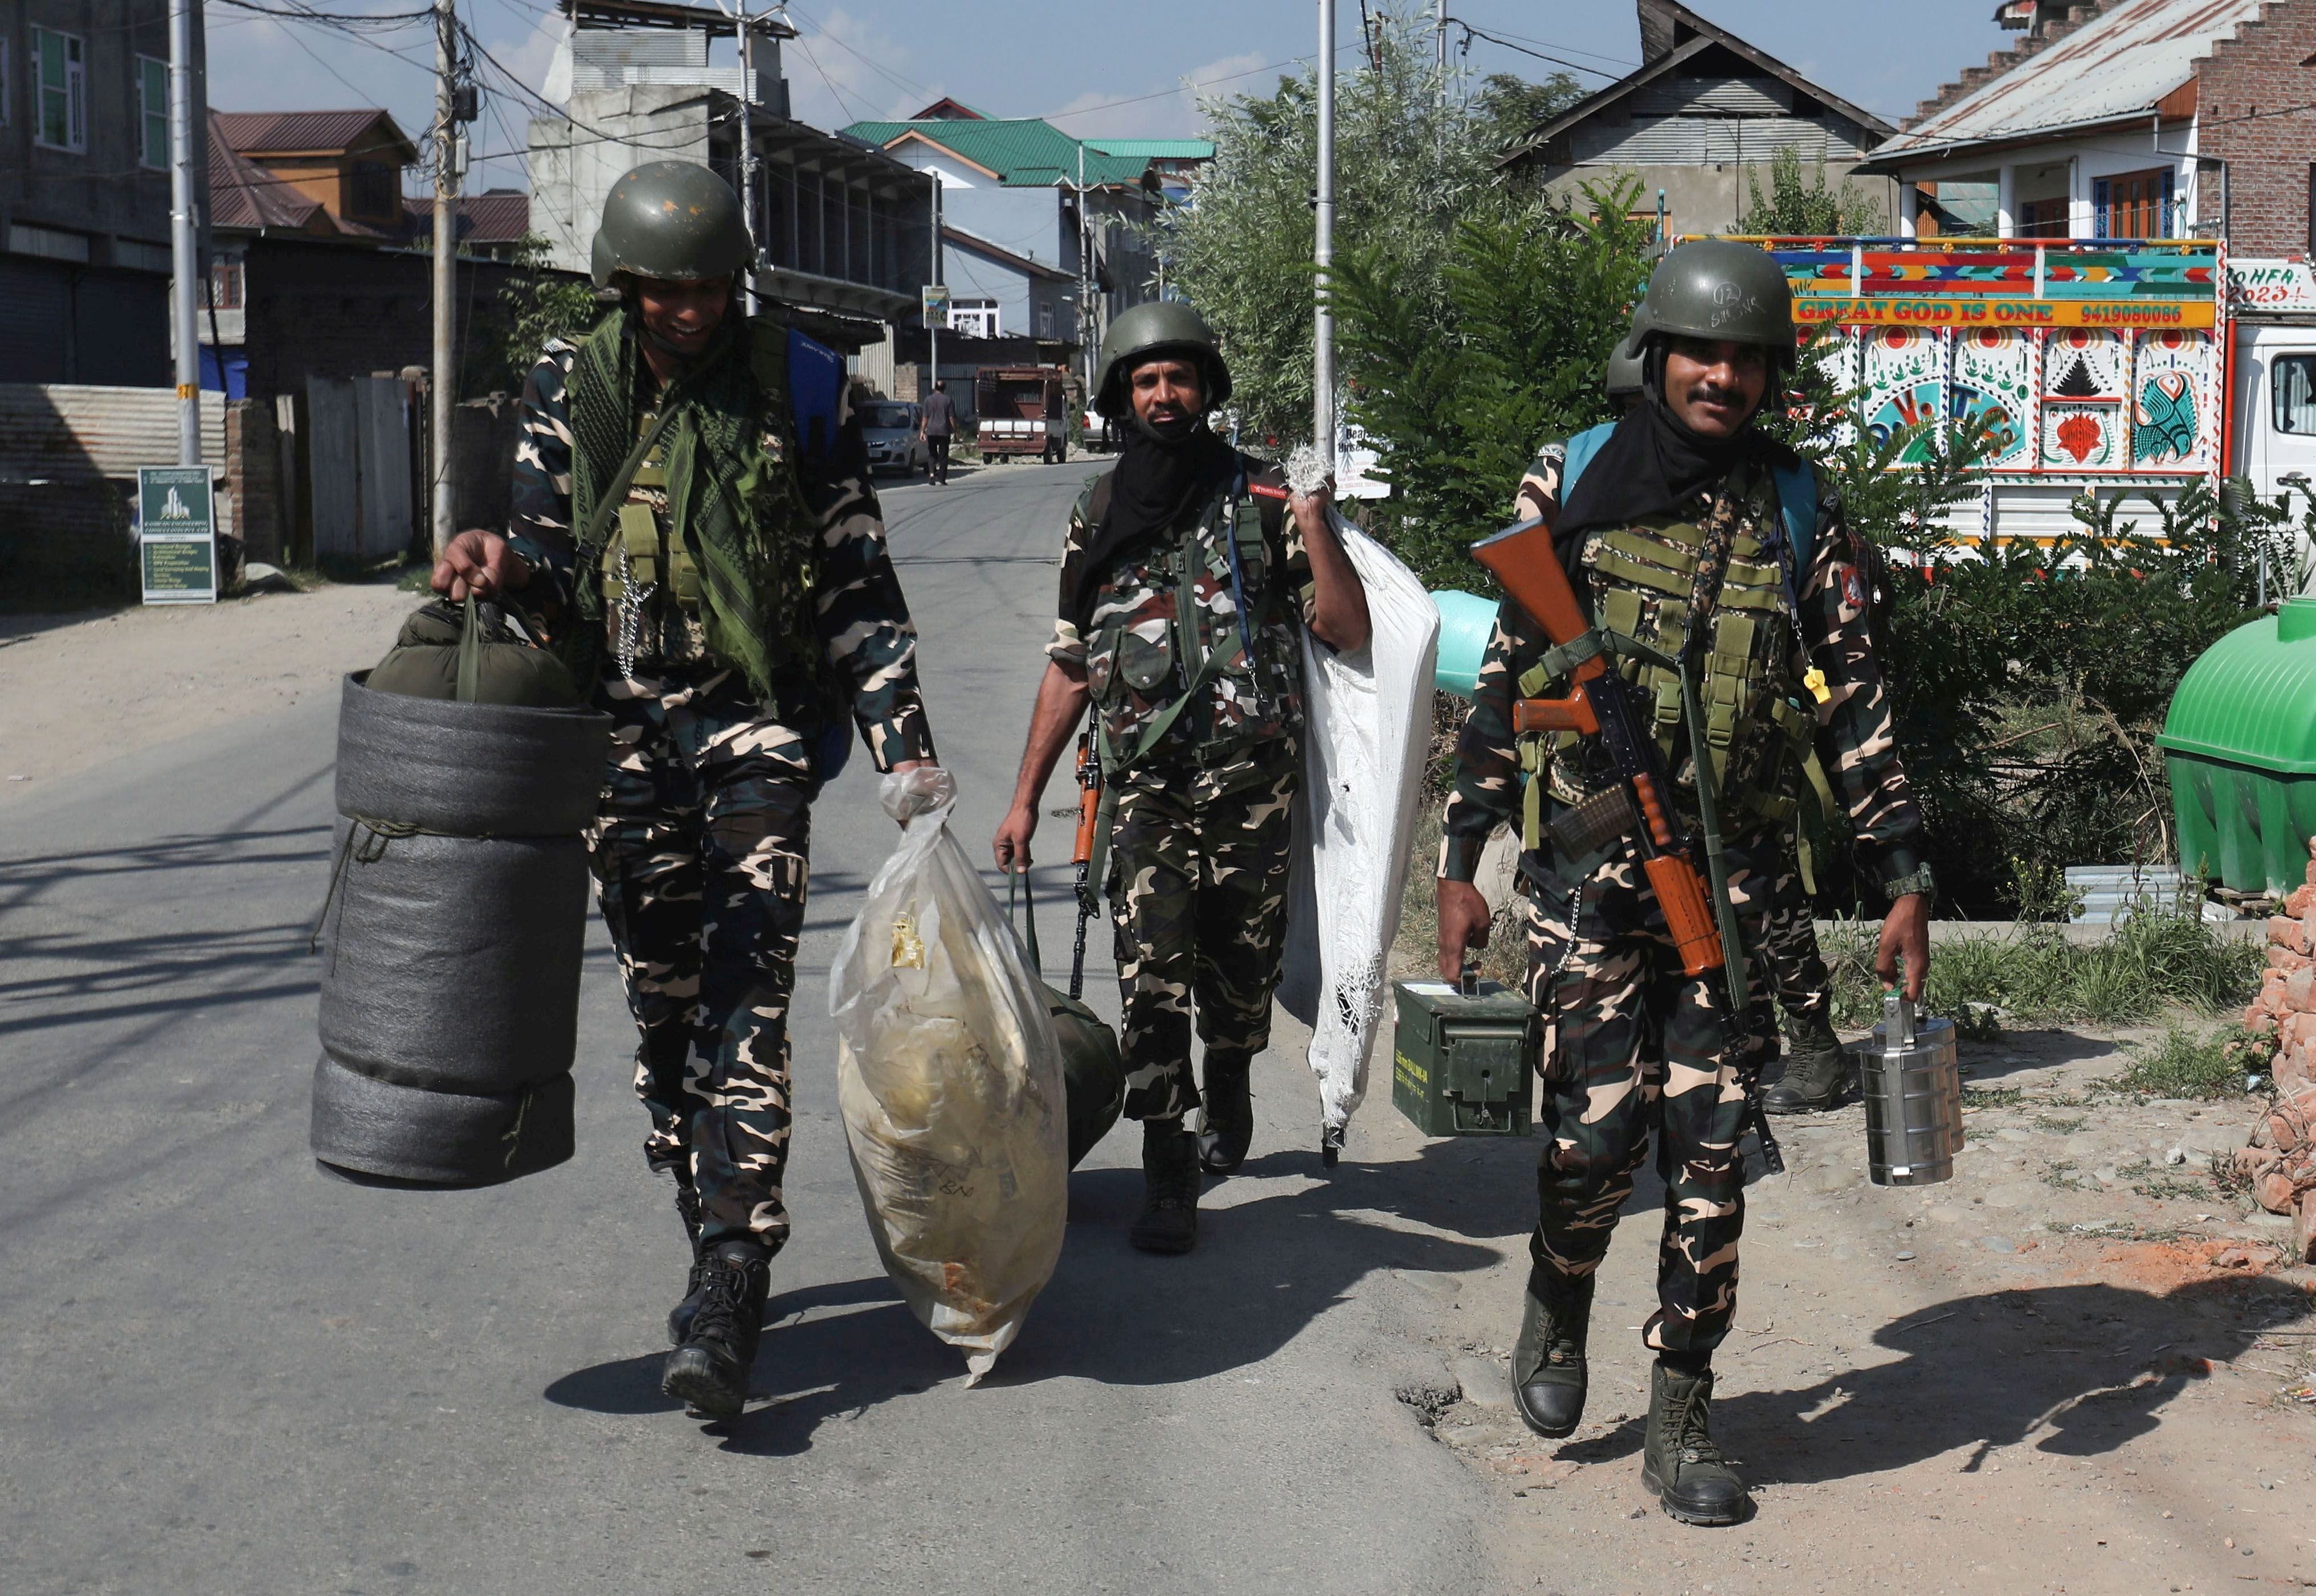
[1314,0,1336,465]
[928,173,940,403]
[168,0,200,463]
[738,9,759,314]
[430,0,457,558]
[1077,144,1094,400]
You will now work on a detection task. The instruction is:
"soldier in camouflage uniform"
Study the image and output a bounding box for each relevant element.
[992,302,1370,1255]
[432,162,937,1421]
[1435,240,1933,1525]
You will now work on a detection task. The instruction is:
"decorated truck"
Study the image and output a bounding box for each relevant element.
[1731,238,2316,541]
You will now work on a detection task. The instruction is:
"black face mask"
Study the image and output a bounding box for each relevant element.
[1065,410,1234,630]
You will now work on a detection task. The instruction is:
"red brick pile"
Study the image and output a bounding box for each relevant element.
[2235,843,2316,1262]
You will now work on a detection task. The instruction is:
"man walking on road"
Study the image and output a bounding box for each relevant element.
[920,381,955,485]
[1435,240,1933,1524]
[991,303,1370,1254]
[432,161,939,1421]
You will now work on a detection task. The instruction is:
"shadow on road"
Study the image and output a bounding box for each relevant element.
[544,1138,1518,1454]
[1559,1273,2299,1483]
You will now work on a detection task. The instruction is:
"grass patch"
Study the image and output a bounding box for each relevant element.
[1963,1085,2023,1110]
[2110,1025,2260,1102]
[1396,811,1527,991]
[1824,909,2262,1030]
[2034,1114,2086,1133]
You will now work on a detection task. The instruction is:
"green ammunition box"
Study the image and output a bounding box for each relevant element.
[1391,977,1537,1137]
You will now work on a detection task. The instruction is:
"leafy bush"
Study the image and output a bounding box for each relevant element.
[1820,906,2263,1029]
[2111,1025,2261,1101]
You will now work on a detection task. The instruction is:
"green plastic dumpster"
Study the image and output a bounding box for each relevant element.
[2157,595,2316,894]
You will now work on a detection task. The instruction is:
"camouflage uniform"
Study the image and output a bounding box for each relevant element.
[508,330,934,1252]
[1443,440,1924,1358]
[1049,458,1316,1122]
[1759,861,1833,1034]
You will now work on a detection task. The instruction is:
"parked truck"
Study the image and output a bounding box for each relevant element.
[1730,237,2316,542]
[973,366,1070,464]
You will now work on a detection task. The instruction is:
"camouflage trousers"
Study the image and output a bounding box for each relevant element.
[589,667,814,1254]
[1108,744,1300,1123]
[1523,835,1781,1358]
[1758,856,1832,1034]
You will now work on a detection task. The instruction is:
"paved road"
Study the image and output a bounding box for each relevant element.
[1,459,1532,1596]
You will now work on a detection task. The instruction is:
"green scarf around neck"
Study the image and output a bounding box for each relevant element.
[563,305,820,708]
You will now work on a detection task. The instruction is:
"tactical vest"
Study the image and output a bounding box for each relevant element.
[1080,466,1301,775]
[1516,443,1832,858]
[586,318,830,684]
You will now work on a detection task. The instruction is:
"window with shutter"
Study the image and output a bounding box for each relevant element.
[34,28,87,154]
[138,57,167,169]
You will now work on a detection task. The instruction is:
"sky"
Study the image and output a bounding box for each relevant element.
[202,0,2020,197]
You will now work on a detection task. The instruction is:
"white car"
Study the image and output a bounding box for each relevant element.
[860,402,930,478]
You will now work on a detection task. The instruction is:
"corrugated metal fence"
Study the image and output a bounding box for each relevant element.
[0,384,227,486]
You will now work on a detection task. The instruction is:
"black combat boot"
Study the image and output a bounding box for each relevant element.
[667,1177,709,1345]
[1762,1009,1849,1114]
[1129,1118,1200,1255]
[1642,1359,1753,1526]
[1510,1266,1594,1438]
[662,1241,770,1420]
[1195,1051,1255,1175]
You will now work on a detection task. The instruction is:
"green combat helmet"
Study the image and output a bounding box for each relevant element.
[1605,329,1644,406]
[590,161,753,290]
[1628,237,1795,358]
[1093,301,1232,419]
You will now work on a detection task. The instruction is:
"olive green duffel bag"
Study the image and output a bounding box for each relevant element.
[367,591,581,707]
[1008,873,1125,1169]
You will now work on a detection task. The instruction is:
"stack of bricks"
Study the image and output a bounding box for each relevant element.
[2235,838,2316,1263]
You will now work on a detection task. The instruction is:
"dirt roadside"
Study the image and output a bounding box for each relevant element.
[0,582,416,803]
[1342,1013,2316,1595]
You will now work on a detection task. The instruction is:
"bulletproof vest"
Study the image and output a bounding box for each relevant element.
[1081,466,1301,774]
[1515,476,1820,853]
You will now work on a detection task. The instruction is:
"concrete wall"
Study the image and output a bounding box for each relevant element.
[2198,5,2316,255]
[1541,160,1905,237]
[528,86,718,278]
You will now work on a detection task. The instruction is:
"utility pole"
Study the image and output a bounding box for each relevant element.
[737,6,759,314]
[168,0,200,463]
[1436,0,1447,73]
[429,0,460,559]
[927,172,940,403]
[1314,0,1336,465]
[1076,142,1095,402]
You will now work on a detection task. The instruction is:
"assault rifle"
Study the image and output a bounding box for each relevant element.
[1471,517,1784,1177]
[1069,726,1103,1001]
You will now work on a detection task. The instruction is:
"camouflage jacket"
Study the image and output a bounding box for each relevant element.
[1439,439,1926,892]
[507,335,935,770]
[1048,456,1316,778]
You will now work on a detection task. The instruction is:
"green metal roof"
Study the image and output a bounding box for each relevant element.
[842,117,1151,188]
[1083,138,1214,160]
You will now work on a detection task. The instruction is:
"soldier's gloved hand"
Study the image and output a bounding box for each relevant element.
[432,530,529,600]
[1435,878,1493,984]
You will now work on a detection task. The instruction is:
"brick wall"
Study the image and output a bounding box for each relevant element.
[2197,1,2316,257]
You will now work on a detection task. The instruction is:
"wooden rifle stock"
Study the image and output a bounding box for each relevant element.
[1071,735,1100,866]
[1473,515,1725,981]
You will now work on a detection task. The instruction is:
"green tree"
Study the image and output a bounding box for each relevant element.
[1162,7,1504,449]
[1468,69,1584,160]
[464,234,603,398]
[1734,145,1887,236]
[1327,177,1655,587]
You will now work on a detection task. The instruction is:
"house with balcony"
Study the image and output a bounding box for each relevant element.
[0,0,188,384]
[841,111,1165,372]
[527,0,933,355]
[1856,0,2307,248]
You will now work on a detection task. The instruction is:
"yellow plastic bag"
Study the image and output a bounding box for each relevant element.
[827,768,1069,1384]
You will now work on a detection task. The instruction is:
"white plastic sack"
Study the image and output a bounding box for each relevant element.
[828,768,1069,1385]
[1280,509,1440,1136]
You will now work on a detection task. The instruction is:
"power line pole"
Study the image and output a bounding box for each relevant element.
[1077,142,1094,401]
[429,0,460,559]
[1314,0,1336,465]
[168,0,200,463]
[737,6,759,314]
